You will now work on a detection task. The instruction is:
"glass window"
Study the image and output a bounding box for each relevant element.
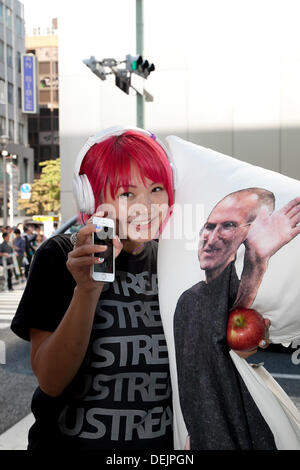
[7,82,13,104]
[18,123,24,144]
[18,87,21,109]
[16,16,23,37]
[28,117,38,132]
[29,131,39,145]
[7,45,12,67]
[0,40,4,63]
[33,148,39,173]
[39,89,51,103]
[0,115,5,135]
[8,119,14,140]
[5,7,12,29]
[40,117,51,131]
[40,145,51,161]
[39,62,50,74]
[0,79,5,103]
[23,157,28,183]
[40,108,51,116]
[0,3,3,22]
[16,51,21,73]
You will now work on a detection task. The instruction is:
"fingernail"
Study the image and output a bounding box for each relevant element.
[260,340,267,347]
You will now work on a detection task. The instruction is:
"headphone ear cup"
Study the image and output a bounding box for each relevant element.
[73,174,85,212]
[73,174,95,215]
[81,174,95,215]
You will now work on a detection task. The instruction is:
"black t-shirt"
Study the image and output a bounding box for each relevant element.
[11,234,173,451]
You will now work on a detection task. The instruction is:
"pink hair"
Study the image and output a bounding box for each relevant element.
[80,130,174,214]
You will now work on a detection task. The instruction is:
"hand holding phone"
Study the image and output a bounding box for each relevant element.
[92,216,115,282]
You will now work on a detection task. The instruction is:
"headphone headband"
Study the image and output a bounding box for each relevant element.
[74,126,155,175]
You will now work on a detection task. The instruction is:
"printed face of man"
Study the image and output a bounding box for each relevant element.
[198,193,260,280]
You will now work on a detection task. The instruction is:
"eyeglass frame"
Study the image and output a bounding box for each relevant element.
[200,221,252,237]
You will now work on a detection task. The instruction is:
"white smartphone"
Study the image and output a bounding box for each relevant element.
[91,216,115,282]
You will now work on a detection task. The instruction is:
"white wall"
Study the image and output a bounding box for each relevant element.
[58,0,300,221]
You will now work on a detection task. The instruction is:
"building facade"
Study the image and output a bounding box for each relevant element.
[26,29,59,176]
[0,0,34,224]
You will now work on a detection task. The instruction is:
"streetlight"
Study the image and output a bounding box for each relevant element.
[0,134,10,227]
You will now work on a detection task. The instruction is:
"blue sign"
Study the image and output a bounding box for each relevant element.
[20,183,31,200]
[22,54,38,114]
[21,183,31,193]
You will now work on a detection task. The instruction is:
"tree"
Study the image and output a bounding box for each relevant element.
[18,159,61,215]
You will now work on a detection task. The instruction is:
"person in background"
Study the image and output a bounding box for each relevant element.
[17,223,24,234]
[22,226,35,279]
[0,232,14,291]
[5,225,20,283]
[5,225,14,245]
[32,225,47,242]
[33,233,45,251]
[13,228,26,282]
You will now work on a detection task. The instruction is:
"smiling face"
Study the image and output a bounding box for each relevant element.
[198,193,261,281]
[101,164,169,245]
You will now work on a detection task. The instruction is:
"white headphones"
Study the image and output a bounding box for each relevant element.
[73,125,177,215]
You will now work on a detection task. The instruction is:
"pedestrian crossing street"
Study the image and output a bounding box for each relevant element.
[0,289,24,330]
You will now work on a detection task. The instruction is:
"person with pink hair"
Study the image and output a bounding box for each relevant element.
[11,127,174,451]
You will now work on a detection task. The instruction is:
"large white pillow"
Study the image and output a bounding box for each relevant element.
[158,135,300,449]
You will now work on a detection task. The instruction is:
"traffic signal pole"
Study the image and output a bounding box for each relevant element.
[136,0,144,128]
[83,0,154,119]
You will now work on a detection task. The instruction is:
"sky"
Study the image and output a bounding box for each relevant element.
[21,0,61,34]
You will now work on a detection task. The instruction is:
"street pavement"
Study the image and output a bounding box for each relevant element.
[0,281,37,450]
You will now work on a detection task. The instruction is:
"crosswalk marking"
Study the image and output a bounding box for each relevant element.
[0,315,14,320]
[272,373,300,380]
[0,309,20,314]
[0,289,23,330]
[0,308,20,313]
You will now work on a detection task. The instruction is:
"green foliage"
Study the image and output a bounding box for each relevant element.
[18,158,61,215]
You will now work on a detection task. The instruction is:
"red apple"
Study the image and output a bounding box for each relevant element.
[227,308,266,351]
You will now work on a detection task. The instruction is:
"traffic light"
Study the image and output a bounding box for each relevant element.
[82,56,107,81]
[115,70,130,94]
[126,54,143,72]
[139,59,155,78]
[126,54,155,79]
